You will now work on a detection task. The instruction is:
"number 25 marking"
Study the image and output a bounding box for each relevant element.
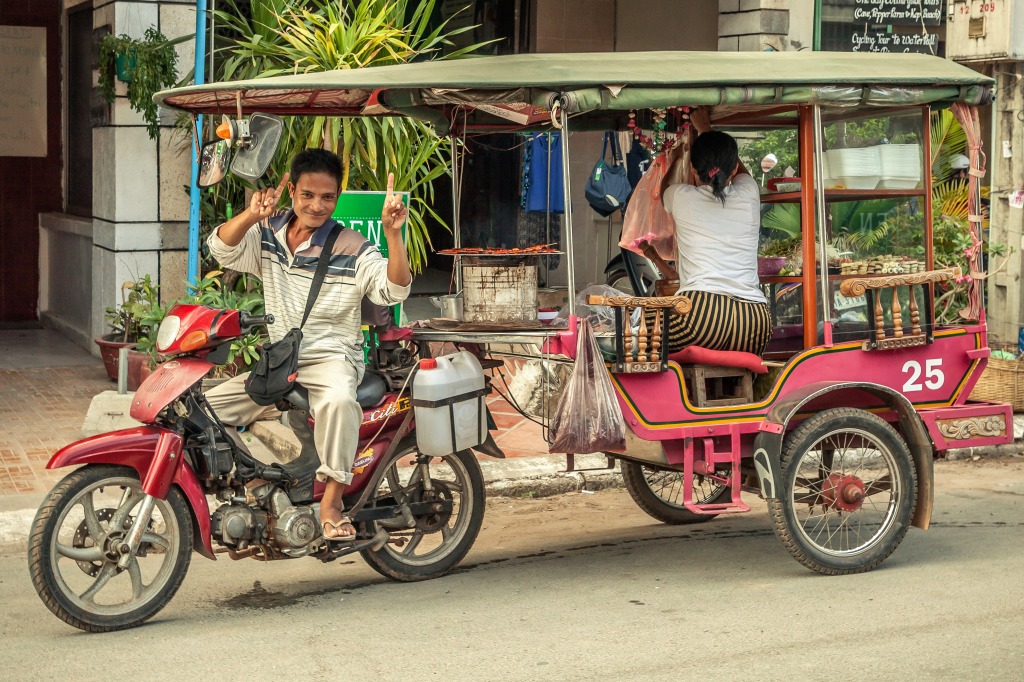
[902,359,944,392]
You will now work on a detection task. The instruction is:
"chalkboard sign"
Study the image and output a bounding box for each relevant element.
[0,26,47,157]
[852,27,940,53]
[853,0,943,26]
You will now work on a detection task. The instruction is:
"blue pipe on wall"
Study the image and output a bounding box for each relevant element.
[186,0,208,289]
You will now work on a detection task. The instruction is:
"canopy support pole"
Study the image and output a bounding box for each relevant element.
[450,134,462,293]
[558,103,576,316]
[187,0,209,290]
[812,104,832,347]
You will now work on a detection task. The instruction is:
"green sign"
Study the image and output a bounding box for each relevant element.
[332,190,408,257]
[331,190,410,333]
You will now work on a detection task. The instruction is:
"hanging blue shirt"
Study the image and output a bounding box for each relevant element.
[523,132,565,213]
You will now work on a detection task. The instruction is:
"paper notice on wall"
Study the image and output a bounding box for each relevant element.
[0,26,46,157]
[1009,190,1024,209]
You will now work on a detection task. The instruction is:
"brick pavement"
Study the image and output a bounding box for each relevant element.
[487,395,550,459]
[0,365,113,497]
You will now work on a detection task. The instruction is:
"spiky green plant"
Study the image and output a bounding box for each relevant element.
[208,0,493,272]
[930,108,968,182]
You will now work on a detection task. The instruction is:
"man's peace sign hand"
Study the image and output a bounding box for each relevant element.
[248,172,290,221]
[381,173,408,234]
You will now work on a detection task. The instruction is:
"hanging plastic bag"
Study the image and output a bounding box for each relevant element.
[548,319,627,454]
[619,153,676,261]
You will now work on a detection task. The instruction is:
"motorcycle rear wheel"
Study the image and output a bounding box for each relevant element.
[359,437,485,582]
[28,465,193,632]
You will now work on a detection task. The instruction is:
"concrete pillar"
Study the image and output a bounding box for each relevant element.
[89,0,193,340]
[986,62,1024,344]
[718,0,790,52]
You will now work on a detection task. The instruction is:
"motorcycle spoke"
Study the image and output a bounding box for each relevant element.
[442,480,465,495]
[126,558,144,599]
[79,563,117,604]
[110,488,139,530]
[56,542,104,562]
[80,492,104,541]
[141,532,170,553]
[398,532,423,556]
[439,523,452,542]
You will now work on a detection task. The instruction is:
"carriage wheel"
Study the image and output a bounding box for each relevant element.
[767,408,916,575]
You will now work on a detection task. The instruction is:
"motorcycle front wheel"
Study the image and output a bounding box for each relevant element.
[28,465,193,632]
[359,437,485,582]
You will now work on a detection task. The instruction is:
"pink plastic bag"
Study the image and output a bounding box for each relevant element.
[619,153,676,261]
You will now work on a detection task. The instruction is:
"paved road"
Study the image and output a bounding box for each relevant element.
[1,457,1021,681]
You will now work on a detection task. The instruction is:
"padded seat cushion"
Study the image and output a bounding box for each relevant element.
[668,346,768,374]
[283,371,388,411]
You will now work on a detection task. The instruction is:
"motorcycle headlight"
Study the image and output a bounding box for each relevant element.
[156,315,181,351]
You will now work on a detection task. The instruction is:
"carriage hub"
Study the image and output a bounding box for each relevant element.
[822,474,866,512]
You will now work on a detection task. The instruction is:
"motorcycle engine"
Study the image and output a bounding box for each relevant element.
[210,503,267,549]
[211,490,321,557]
[268,489,320,557]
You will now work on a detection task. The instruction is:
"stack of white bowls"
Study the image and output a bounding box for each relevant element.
[878,143,922,189]
[825,146,881,190]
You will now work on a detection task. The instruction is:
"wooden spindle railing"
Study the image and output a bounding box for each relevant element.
[838,267,959,350]
[585,294,692,372]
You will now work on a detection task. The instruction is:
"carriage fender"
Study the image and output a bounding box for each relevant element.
[753,381,934,530]
[47,427,215,559]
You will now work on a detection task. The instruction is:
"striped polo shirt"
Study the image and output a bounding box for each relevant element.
[207,209,410,375]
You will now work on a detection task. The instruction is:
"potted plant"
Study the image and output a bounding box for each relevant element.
[95,275,162,382]
[98,28,183,139]
[758,237,800,276]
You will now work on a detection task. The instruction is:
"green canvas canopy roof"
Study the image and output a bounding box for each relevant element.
[156,51,994,133]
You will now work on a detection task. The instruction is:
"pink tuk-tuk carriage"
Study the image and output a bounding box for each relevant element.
[157,50,1007,575]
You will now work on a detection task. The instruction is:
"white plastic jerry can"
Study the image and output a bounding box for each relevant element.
[412,351,488,456]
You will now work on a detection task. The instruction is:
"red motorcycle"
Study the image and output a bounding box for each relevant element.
[28,304,493,632]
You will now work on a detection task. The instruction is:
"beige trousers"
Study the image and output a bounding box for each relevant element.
[204,358,362,484]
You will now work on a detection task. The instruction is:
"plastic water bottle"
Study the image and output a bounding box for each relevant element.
[413,351,487,456]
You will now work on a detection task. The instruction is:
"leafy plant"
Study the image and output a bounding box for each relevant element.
[930,109,968,182]
[103,275,162,343]
[204,0,495,273]
[740,129,798,186]
[931,215,1008,325]
[99,28,186,139]
[187,271,268,373]
[759,236,800,258]
[135,270,268,373]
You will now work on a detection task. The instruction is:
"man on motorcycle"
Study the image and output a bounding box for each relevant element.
[204,148,412,541]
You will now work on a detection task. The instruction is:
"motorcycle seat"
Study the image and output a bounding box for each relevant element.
[281,371,389,411]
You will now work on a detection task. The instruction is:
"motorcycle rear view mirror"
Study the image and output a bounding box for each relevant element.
[197,139,231,188]
[229,113,284,184]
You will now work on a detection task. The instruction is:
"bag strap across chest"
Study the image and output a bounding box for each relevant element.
[299,222,343,329]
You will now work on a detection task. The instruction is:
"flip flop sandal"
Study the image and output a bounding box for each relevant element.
[322,516,357,542]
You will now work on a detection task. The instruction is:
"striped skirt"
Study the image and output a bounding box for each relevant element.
[646,290,773,356]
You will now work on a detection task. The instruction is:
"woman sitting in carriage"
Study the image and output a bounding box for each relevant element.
[655,114,772,357]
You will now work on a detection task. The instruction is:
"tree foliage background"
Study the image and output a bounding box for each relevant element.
[191,0,490,274]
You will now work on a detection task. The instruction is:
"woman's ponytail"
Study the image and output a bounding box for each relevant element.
[691,131,740,207]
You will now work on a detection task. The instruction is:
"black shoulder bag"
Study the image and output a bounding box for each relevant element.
[244,223,343,406]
